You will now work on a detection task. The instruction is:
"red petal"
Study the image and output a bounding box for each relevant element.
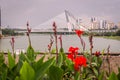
[75,29,84,37]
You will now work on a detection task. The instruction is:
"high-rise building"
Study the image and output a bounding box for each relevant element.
[90,17,100,29]
[90,17,96,29]
[107,22,114,29]
[99,20,108,29]
[100,20,103,29]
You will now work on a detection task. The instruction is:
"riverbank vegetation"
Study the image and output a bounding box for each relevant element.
[83,29,120,40]
[2,28,24,36]
[103,36,120,40]
[84,29,120,36]
[0,22,120,80]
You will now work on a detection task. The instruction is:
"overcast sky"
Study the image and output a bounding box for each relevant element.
[0,0,120,28]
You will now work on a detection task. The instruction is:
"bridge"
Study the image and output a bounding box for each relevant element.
[31,10,119,34]
[32,10,89,32]
[13,10,118,34]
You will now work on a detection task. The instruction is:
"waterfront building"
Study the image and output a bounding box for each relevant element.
[99,20,114,30]
[100,20,104,29]
[89,17,117,31]
[101,20,107,29]
[107,21,115,30]
[90,17,100,29]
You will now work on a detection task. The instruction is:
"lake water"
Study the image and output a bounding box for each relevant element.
[0,34,120,53]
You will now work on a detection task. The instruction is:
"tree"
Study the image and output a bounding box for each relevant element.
[116,29,120,36]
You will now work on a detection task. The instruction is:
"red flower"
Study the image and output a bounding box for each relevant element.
[68,46,79,55]
[74,56,87,71]
[95,51,100,57]
[75,29,84,37]
[67,53,74,61]
[68,46,79,61]
[67,46,87,71]
[74,63,79,71]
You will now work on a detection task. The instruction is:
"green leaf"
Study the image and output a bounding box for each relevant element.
[1,69,7,80]
[19,52,26,61]
[59,48,64,53]
[33,56,45,71]
[92,56,97,62]
[101,49,105,56]
[62,52,66,62]
[8,51,15,69]
[93,67,98,77]
[57,53,63,67]
[0,53,4,65]
[98,71,104,80]
[26,45,35,61]
[51,48,56,54]
[0,63,7,79]
[19,61,35,80]
[35,57,55,80]
[91,62,97,67]
[65,59,74,71]
[74,72,80,80]
[15,77,20,80]
[19,53,31,64]
[117,67,120,79]
[85,76,96,80]
[48,66,63,80]
[108,72,118,80]
[16,53,26,72]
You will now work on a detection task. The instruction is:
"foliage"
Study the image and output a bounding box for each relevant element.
[2,28,20,36]
[116,29,120,36]
[88,30,120,36]
[1,47,120,80]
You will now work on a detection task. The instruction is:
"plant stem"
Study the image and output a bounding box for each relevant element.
[28,34,31,47]
[53,22,58,63]
[55,34,58,63]
[12,43,15,58]
[89,35,93,55]
[79,36,85,52]
[106,45,111,75]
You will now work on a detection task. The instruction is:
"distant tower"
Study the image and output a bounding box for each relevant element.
[91,17,96,29]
